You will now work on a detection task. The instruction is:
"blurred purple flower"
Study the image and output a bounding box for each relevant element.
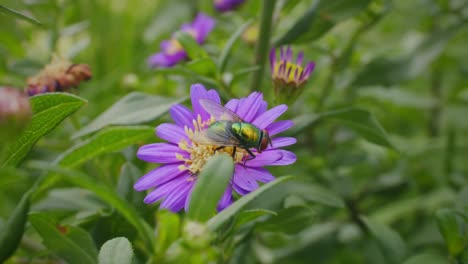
[148,13,215,68]
[134,84,296,212]
[214,0,246,12]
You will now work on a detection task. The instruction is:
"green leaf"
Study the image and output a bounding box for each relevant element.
[155,210,181,256]
[352,24,462,87]
[207,176,294,231]
[403,253,449,264]
[185,58,217,76]
[362,216,407,263]
[2,93,87,167]
[98,237,134,264]
[233,209,277,230]
[116,162,146,205]
[257,206,315,234]
[0,5,42,26]
[0,190,31,262]
[218,20,253,73]
[275,0,371,45]
[187,153,234,222]
[287,181,345,208]
[26,162,154,252]
[435,208,465,257]
[321,108,396,150]
[29,213,98,264]
[73,92,186,138]
[57,126,153,168]
[175,31,208,59]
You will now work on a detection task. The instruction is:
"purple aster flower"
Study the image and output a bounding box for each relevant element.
[270,46,315,101]
[148,13,215,68]
[134,84,296,212]
[214,0,246,12]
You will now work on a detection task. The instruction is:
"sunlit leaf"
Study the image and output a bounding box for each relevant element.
[2,93,86,167]
[73,92,186,138]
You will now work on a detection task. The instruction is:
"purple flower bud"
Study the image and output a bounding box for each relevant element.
[214,0,246,12]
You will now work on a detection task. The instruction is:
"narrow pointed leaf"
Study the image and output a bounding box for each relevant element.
[0,190,31,262]
[208,176,294,231]
[57,126,153,168]
[0,5,42,26]
[175,31,208,59]
[29,213,97,264]
[218,20,253,73]
[321,108,396,150]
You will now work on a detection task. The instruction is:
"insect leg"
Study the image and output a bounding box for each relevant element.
[243,149,256,165]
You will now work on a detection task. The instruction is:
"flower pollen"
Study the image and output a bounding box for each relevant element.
[177,114,246,175]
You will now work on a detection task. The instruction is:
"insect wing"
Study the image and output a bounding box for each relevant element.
[199,99,243,122]
[192,123,240,146]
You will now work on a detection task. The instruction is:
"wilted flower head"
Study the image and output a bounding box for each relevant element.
[148,13,215,68]
[270,46,315,101]
[134,84,296,212]
[26,56,92,96]
[0,87,31,141]
[214,0,246,12]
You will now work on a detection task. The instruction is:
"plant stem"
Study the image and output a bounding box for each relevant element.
[250,0,276,93]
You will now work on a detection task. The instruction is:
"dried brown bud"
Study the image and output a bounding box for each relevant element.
[25,57,92,96]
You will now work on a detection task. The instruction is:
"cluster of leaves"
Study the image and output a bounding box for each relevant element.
[1,0,467,263]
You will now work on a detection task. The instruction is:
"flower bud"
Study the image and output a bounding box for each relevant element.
[181,221,213,249]
[0,87,32,142]
[270,46,315,103]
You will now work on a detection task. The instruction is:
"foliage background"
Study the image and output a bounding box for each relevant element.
[0,0,467,263]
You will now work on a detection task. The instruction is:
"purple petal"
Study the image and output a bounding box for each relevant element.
[191,13,216,43]
[296,51,304,65]
[214,0,246,12]
[190,83,221,120]
[143,172,190,203]
[170,104,194,129]
[244,150,283,167]
[268,150,297,165]
[266,120,294,136]
[286,46,293,61]
[245,167,275,183]
[232,182,249,195]
[156,123,189,144]
[160,179,194,212]
[137,143,187,163]
[269,48,276,71]
[134,164,186,191]
[304,61,316,77]
[217,185,233,211]
[235,92,264,122]
[280,47,285,60]
[233,165,259,191]
[225,98,239,112]
[252,104,288,129]
[269,137,297,149]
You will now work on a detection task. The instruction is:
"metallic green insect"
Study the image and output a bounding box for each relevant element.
[193,99,272,160]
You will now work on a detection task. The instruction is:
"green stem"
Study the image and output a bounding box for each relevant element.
[444,127,455,185]
[250,0,276,93]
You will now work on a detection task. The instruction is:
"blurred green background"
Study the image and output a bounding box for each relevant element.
[0,0,467,263]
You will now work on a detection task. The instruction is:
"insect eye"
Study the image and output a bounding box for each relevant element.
[260,137,269,152]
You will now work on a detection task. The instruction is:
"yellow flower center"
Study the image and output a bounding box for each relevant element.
[274,61,304,83]
[176,114,247,175]
[166,29,198,55]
